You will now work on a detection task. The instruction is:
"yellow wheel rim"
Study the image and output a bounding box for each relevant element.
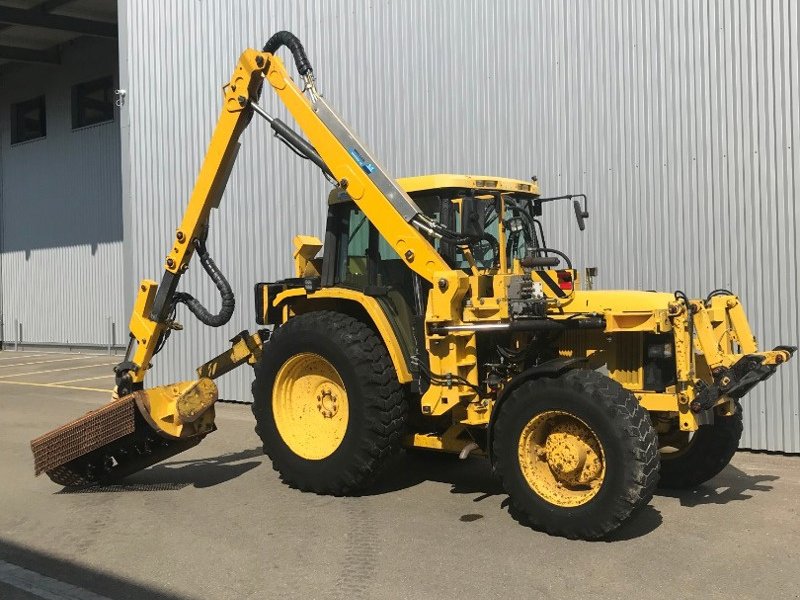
[517,410,605,507]
[272,352,349,460]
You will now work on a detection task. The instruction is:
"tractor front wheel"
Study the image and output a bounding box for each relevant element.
[492,370,659,539]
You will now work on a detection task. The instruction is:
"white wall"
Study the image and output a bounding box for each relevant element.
[0,36,125,348]
[121,0,800,451]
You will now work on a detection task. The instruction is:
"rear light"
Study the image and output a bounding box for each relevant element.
[557,271,573,291]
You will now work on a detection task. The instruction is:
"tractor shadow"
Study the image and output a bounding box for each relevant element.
[368,453,779,541]
[368,451,664,540]
[654,464,778,508]
[57,447,264,493]
[369,451,503,498]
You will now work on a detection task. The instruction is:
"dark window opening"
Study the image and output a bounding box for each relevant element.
[10,96,46,144]
[72,76,114,129]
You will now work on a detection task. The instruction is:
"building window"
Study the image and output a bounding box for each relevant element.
[72,76,114,129]
[10,96,46,144]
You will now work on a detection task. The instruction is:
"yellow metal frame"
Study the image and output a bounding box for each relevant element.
[264,54,450,283]
[125,48,451,386]
[554,293,793,431]
[126,50,268,384]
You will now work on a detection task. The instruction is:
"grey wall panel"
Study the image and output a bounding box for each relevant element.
[122,0,799,452]
[0,37,125,347]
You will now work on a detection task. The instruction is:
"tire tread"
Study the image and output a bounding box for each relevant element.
[493,369,660,539]
[658,401,743,489]
[252,310,406,495]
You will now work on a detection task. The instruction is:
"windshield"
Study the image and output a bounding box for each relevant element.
[412,192,548,272]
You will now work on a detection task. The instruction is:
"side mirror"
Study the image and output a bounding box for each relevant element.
[573,199,589,231]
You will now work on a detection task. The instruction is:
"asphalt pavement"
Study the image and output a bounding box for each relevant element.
[1,351,798,600]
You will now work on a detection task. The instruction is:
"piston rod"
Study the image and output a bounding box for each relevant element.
[429,317,606,335]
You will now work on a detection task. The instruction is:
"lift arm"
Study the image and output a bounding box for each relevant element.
[117,33,449,392]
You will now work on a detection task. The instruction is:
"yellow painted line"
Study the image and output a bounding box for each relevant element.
[0,356,107,369]
[0,362,116,380]
[0,353,44,362]
[0,380,110,393]
[51,374,115,385]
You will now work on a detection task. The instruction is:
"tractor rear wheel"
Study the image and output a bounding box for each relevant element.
[657,401,743,489]
[252,310,406,495]
[492,370,659,539]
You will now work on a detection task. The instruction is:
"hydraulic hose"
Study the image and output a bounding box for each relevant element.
[529,247,573,271]
[263,31,313,76]
[172,239,235,327]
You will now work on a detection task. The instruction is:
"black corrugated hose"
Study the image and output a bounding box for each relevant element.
[172,238,235,327]
[263,31,313,76]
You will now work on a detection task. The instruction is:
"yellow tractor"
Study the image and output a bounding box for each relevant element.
[31,33,795,539]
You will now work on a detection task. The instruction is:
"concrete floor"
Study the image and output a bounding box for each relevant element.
[0,350,799,600]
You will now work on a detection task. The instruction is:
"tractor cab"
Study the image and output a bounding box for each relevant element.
[326,174,586,281]
[317,174,585,367]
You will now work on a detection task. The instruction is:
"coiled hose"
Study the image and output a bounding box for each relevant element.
[172,238,235,327]
[263,31,313,76]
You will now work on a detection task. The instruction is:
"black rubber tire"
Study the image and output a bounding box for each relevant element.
[252,310,406,495]
[492,369,660,540]
[658,401,743,489]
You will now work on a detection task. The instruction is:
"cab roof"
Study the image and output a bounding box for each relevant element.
[396,174,540,197]
[327,174,540,205]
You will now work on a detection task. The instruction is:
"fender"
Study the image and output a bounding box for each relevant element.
[487,357,588,465]
[273,286,414,383]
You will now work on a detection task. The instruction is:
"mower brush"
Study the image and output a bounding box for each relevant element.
[31,380,218,487]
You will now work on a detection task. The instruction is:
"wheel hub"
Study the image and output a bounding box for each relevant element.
[542,422,602,486]
[272,353,349,460]
[317,387,339,418]
[518,410,605,507]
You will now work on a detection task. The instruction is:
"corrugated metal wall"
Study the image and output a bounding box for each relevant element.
[121,0,799,452]
[0,37,125,347]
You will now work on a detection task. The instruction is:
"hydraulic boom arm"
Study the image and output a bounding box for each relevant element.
[31,32,451,486]
[118,33,449,393]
